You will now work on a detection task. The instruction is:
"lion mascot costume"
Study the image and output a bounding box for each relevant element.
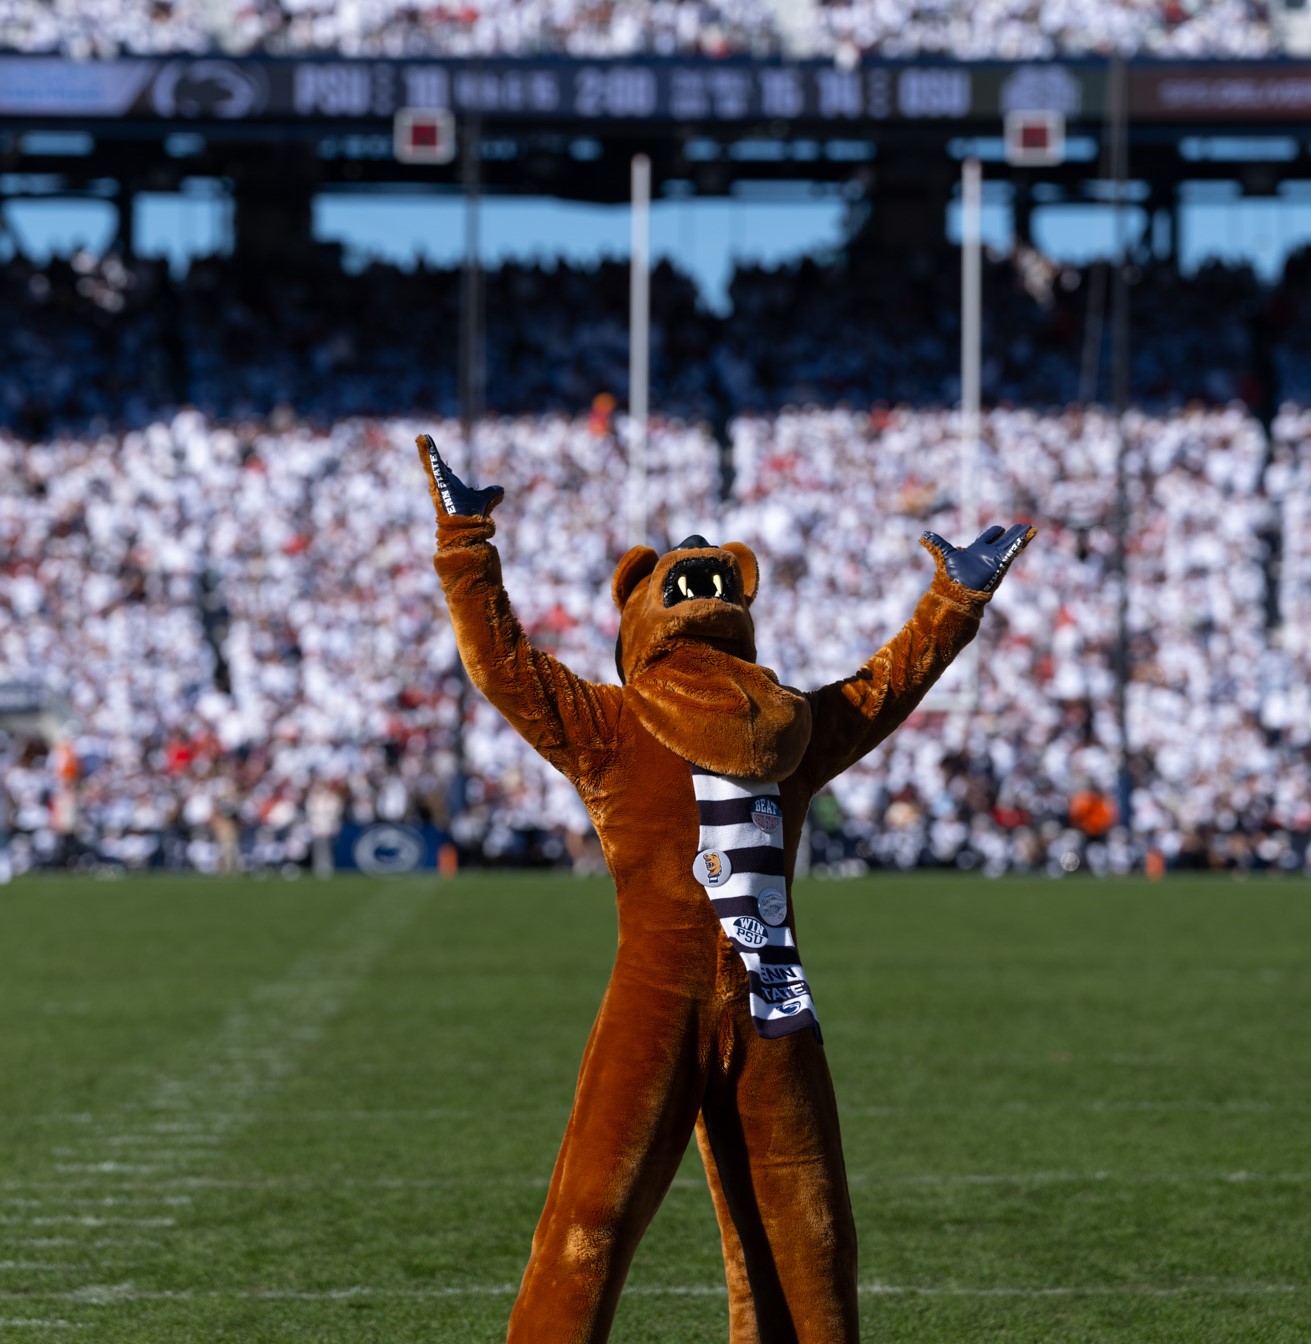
[418,432,1034,1344]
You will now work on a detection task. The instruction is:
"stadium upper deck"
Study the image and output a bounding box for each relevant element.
[3,247,1302,440]
[0,0,1279,61]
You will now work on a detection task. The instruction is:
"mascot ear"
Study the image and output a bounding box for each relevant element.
[612,545,659,610]
[722,542,759,606]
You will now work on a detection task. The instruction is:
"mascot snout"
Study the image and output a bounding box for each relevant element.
[612,538,760,684]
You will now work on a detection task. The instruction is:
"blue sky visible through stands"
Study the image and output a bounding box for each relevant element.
[8,180,1311,311]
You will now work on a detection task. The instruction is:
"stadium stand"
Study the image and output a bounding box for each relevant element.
[0,249,1284,437]
[811,0,1273,60]
[0,0,1279,58]
[0,252,707,436]
[2,0,1308,877]
[2,402,1308,877]
[0,0,786,58]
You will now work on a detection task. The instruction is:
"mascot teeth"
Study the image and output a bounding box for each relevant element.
[665,559,733,606]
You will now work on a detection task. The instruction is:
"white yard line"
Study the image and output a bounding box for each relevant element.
[97,1136,224,1148]
[8,1096,1310,1129]
[50,1165,180,1177]
[5,1169,1308,1206]
[0,1281,1305,1304]
[847,1169,1311,1186]
[0,1240,157,1251]
[1,1198,191,1209]
[858,1282,1310,1299]
[842,1099,1292,1116]
[0,1266,89,1274]
[0,1319,86,1330]
[0,1219,177,1229]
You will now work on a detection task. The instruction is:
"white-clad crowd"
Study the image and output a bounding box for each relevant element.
[814,0,1272,60]
[1268,405,1311,670]
[0,0,1279,59]
[730,404,1308,874]
[0,0,780,60]
[2,404,1308,876]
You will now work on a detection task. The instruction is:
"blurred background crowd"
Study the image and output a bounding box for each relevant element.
[2,396,1308,878]
[0,0,1279,59]
[5,0,1311,879]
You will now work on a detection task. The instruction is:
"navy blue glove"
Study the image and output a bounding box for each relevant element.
[417,433,504,519]
[920,523,1035,593]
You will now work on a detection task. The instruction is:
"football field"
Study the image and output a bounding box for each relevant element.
[1,871,1309,1342]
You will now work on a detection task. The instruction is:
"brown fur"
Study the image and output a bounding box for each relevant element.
[617,541,811,781]
[424,443,999,1342]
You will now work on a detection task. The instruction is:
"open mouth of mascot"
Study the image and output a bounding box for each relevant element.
[612,535,761,684]
[663,555,737,607]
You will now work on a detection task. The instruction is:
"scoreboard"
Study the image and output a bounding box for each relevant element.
[6,54,1311,131]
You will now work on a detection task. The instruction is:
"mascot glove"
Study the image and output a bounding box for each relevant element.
[417,433,504,520]
[920,523,1036,594]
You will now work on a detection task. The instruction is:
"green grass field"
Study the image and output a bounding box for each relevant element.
[1,872,1309,1343]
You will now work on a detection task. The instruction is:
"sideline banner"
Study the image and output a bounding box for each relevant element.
[332,822,448,874]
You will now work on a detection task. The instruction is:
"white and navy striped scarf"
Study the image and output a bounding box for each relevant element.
[689,765,820,1040]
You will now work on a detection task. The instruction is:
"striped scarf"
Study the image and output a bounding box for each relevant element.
[690,765,820,1040]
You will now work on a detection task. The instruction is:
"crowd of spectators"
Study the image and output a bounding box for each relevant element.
[723,249,1274,413]
[2,402,1309,878]
[1268,404,1311,669]
[812,0,1273,61]
[1,0,779,60]
[0,246,1286,440]
[727,404,1307,875]
[0,0,1282,60]
[4,207,1310,878]
[1,249,710,438]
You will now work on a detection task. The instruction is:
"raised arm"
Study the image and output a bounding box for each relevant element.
[419,434,621,782]
[796,523,1035,796]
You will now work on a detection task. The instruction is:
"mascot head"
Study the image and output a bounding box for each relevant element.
[611,535,760,684]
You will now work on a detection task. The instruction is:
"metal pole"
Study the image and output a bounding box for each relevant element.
[453,113,483,826]
[960,156,982,543]
[1109,56,1134,838]
[628,152,651,548]
[957,156,983,714]
[459,114,484,455]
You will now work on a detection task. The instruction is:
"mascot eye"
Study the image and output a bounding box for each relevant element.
[663,557,736,608]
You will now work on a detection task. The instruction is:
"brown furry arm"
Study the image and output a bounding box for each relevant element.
[797,570,988,796]
[433,513,621,781]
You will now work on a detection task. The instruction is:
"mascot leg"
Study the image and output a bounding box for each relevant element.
[697,1012,860,1344]
[695,1115,764,1344]
[505,976,708,1344]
